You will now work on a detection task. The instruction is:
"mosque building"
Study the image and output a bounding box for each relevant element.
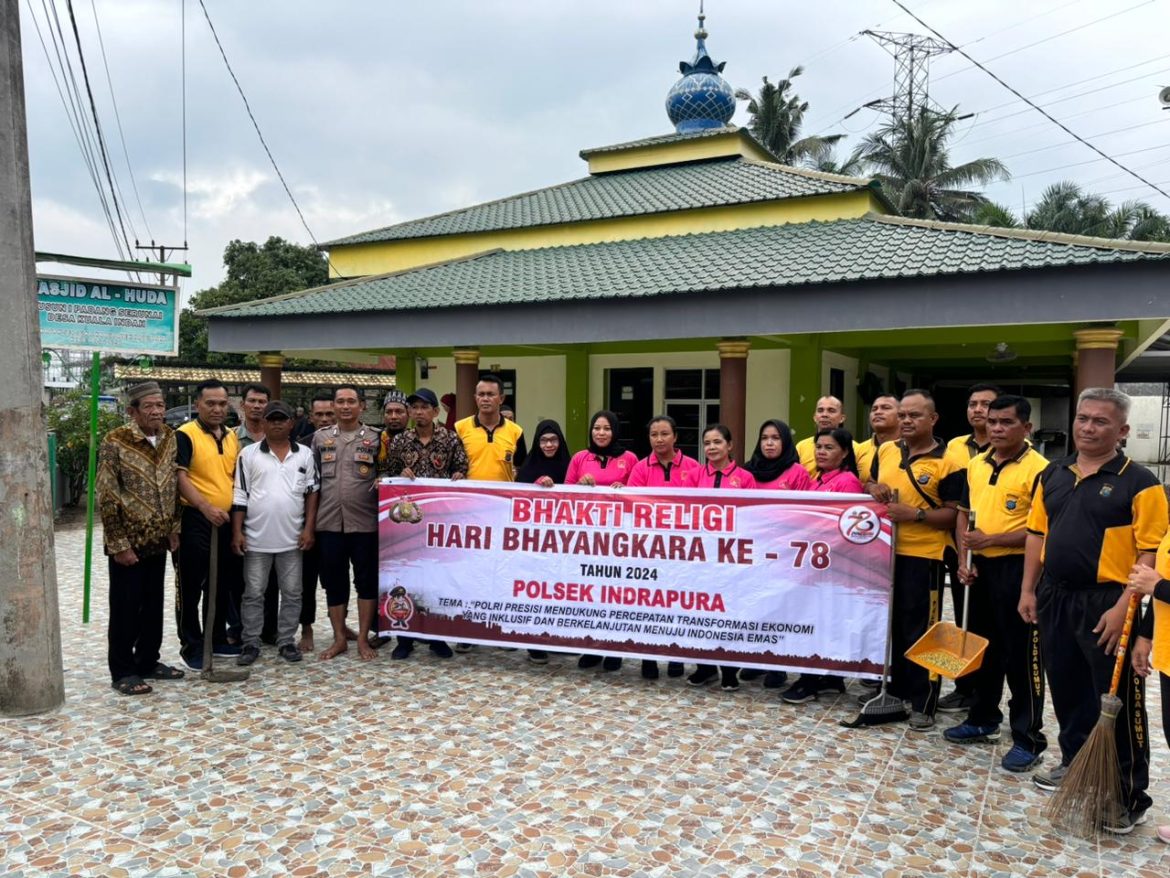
[203,9,1170,460]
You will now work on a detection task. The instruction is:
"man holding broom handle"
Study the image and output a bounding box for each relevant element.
[1019,387,1167,834]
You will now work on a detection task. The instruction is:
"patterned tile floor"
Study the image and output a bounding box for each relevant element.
[2,515,1168,877]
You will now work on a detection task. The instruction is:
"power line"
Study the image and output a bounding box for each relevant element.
[197,0,337,272]
[958,90,1164,149]
[88,0,153,241]
[887,0,1170,201]
[997,117,1170,160]
[1010,142,1170,182]
[973,53,1170,117]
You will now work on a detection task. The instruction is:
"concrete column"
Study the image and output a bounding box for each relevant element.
[1073,327,1123,398]
[0,1,65,715]
[257,352,284,400]
[453,349,480,421]
[717,339,750,464]
[564,348,589,445]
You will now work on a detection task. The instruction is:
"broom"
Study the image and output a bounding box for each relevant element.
[1045,591,1139,837]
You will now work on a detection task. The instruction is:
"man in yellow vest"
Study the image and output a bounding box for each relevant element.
[176,379,242,670]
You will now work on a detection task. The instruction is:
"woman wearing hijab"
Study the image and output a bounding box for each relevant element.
[745,419,813,491]
[780,427,864,705]
[569,411,642,674]
[515,419,570,486]
[565,410,639,488]
[689,424,757,692]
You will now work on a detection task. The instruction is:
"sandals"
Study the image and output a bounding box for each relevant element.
[145,663,185,681]
[111,676,153,696]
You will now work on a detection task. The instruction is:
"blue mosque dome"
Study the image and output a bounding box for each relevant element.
[665,7,736,133]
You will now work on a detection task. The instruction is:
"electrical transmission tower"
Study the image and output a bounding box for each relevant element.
[856,31,954,120]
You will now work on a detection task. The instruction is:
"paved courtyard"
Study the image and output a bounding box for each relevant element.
[1,515,1168,877]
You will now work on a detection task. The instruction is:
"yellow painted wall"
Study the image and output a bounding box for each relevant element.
[584,133,775,174]
[328,191,883,278]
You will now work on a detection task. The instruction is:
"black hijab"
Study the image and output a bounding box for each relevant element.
[587,410,625,460]
[515,419,570,484]
[745,419,800,483]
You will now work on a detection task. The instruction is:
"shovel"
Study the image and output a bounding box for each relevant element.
[905,511,988,679]
[201,525,250,683]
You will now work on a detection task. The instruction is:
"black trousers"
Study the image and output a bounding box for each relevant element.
[176,506,243,659]
[943,546,974,696]
[108,551,167,682]
[318,530,378,607]
[1162,672,1170,751]
[300,541,321,626]
[965,554,1047,754]
[889,555,945,714]
[1037,578,1150,814]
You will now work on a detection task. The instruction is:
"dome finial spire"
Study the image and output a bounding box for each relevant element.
[666,2,735,133]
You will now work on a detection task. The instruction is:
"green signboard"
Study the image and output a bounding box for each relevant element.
[36,274,179,356]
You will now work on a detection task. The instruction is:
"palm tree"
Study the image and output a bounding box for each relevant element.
[855,107,1009,221]
[969,201,1020,228]
[813,147,865,177]
[735,67,845,167]
[1025,181,1170,241]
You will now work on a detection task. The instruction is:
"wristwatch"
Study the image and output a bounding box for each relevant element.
[915,509,927,522]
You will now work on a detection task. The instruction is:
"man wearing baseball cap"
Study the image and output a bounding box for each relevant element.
[382,388,469,660]
[231,400,320,665]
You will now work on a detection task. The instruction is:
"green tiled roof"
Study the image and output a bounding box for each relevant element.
[321,158,869,247]
[208,215,1170,319]
[578,126,753,156]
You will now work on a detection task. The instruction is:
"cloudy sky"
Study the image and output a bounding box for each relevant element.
[21,0,1170,302]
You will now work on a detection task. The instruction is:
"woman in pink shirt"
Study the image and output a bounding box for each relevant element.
[780,427,863,706]
[744,419,813,491]
[565,410,639,488]
[626,415,701,488]
[689,424,756,692]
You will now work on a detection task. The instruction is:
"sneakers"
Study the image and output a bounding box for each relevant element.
[1032,763,1068,792]
[390,642,414,660]
[527,650,549,665]
[641,660,659,680]
[815,676,847,695]
[1000,745,1043,773]
[181,654,203,672]
[781,678,818,704]
[279,644,302,663]
[908,711,935,732]
[236,645,260,666]
[687,667,718,686]
[666,662,685,678]
[578,654,602,670]
[602,657,622,672]
[720,669,740,691]
[738,669,764,681]
[936,690,976,714]
[213,643,242,657]
[762,671,788,689]
[1102,806,1149,836]
[942,722,1001,744]
[454,642,476,653]
[429,642,454,659]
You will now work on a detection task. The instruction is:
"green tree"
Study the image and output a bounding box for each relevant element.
[855,107,1009,221]
[969,201,1020,228]
[735,68,845,167]
[171,237,328,364]
[1024,181,1170,241]
[47,388,125,506]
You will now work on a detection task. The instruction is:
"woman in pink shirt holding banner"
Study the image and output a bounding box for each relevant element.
[688,424,757,692]
[780,427,863,705]
[569,411,640,674]
[744,419,813,491]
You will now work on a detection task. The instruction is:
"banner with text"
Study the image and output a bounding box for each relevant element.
[37,274,179,356]
[378,480,893,677]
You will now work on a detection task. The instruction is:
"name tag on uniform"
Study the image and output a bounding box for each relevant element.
[354,452,374,464]
[321,451,337,462]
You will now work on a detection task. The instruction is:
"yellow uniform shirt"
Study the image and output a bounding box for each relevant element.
[456,415,524,482]
[797,435,865,477]
[1026,452,1167,587]
[871,438,964,560]
[1150,530,1170,674]
[855,436,893,485]
[960,445,1048,558]
[176,419,239,511]
[944,433,989,472]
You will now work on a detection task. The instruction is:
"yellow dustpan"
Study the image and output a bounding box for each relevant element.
[906,511,989,679]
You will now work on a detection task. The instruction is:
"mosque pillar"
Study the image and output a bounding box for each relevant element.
[257,352,284,400]
[454,348,481,421]
[717,338,750,464]
[1073,327,1123,398]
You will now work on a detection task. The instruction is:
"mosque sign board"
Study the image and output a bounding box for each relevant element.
[36,274,180,356]
[379,479,894,677]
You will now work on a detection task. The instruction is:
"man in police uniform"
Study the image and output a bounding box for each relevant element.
[938,383,1002,713]
[945,395,1048,772]
[313,384,382,661]
[867,389,963,731]
[1021,387,1167,833]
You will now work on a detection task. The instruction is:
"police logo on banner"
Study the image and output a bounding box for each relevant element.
[839,505,880,544]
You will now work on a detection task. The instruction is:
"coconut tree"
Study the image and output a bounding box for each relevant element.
[735,67,845,167]
[969,201,1020,228]
[855,107,1009,221]
[1025,181,1170,241]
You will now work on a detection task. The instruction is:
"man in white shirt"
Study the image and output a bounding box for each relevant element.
[231,401,320,665]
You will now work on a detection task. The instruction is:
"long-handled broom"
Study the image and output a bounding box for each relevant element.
[201,526,250,683]
[1045,591,1140,837]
